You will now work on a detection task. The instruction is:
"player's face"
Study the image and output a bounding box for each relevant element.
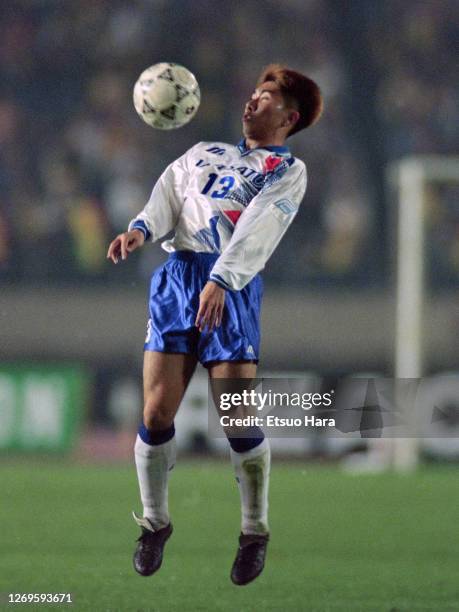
[242,81,290,140]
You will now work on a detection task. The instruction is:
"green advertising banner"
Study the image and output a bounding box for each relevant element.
[0,365,88,452]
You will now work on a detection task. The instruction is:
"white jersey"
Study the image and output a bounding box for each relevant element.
[129,139,307,291]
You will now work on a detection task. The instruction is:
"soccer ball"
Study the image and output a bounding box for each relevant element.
[133,63,200,130]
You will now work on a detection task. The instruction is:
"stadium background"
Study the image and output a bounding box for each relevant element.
[0,1,458,611]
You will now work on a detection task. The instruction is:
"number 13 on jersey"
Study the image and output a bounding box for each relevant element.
[201,173,235,199]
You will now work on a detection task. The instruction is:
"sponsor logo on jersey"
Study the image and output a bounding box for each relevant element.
[273,199,297,215]
[195,159,264,187]
[205,146,226,156]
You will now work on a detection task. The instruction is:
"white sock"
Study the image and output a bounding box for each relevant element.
[230,438,270,535]
[134,434,176,530]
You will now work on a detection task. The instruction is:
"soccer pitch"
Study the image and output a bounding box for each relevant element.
[1,461,458,612]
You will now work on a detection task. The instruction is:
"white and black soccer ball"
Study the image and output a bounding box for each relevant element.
[133,63,200,130]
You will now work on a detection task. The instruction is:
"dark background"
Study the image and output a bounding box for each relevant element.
[0,0,457,289]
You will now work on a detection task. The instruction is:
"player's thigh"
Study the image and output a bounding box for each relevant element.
[208,360,257,379]
[143,351,198,427]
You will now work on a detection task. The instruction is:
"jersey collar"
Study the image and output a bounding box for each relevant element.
[237,138,290,156]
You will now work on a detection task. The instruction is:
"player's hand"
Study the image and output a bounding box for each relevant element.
[195,281,226,333]
[107,229,145,264]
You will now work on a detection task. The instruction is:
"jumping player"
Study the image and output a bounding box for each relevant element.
[107,64,322,585]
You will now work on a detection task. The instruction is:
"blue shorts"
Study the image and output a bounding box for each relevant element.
[144,251,263,366]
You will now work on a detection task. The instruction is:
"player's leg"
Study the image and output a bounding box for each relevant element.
[208,360,270,585]
[133,350,197,576]
[135,350,197,528]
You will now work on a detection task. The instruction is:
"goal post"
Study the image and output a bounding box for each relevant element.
[390,155,459,470]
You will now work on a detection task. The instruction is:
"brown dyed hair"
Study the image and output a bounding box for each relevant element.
[257,64,323,136]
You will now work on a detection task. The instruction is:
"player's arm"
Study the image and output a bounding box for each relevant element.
[194,279,226,333]
[209,160,307,290]
[107,148,193,263]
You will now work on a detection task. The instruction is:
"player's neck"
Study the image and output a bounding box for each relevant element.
[245,135,286,150]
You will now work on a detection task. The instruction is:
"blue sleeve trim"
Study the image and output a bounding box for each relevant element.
[131,220,151,241]
[209,273,233,291]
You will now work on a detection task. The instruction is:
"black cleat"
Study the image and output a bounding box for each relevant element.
[230,532,269,586]
[132,512,173,577]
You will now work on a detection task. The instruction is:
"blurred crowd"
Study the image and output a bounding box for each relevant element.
[0,0,457,287]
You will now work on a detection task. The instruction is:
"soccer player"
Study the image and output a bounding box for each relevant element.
[107,64,322,585]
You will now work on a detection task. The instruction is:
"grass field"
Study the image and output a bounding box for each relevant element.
[0,460,458,612]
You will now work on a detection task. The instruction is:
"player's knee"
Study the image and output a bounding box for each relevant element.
[143,395,174,431]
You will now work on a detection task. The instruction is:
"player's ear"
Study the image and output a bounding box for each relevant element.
[285,110,300,130]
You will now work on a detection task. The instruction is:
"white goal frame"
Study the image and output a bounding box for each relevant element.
[391,155,459,470]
